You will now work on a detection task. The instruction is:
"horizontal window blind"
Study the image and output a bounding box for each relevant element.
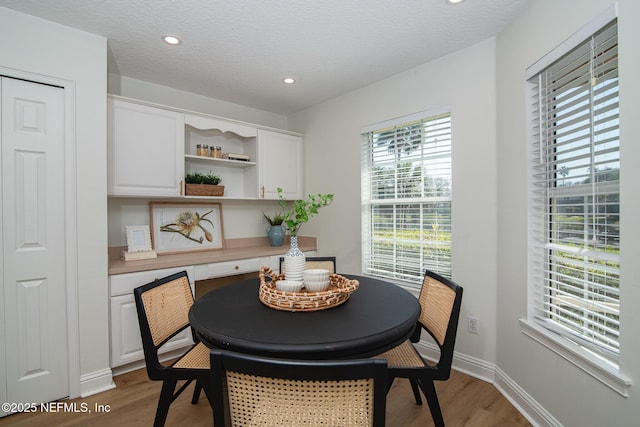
[528,20,620,357]
[362,111,452,285]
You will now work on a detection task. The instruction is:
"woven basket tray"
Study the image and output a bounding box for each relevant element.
[258,266,359,312]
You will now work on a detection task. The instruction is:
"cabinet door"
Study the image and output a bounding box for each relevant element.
[110,294,194,368]
[108,98,184,196]
[110,294,144,367]
[109,265,195,367]
[258,129,303,199]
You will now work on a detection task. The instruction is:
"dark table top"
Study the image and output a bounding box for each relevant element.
[189,275,421,359]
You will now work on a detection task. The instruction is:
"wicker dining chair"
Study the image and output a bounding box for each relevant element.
[374,269,463,427]
[279,255,337,273]
[210,349,388,427]
[133,271,212,427]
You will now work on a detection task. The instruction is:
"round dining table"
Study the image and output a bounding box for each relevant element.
[188,275,421,359]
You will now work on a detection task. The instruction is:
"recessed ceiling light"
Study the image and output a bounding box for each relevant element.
[282,77,296,84]
[162,35,182,45]
[447,0,465,4]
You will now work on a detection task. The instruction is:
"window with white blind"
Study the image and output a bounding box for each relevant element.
[361,109,452,286]
[526,18,620,360]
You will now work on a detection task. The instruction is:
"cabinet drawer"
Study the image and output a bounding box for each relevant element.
[194,257,267,280]
[110,265,195,297]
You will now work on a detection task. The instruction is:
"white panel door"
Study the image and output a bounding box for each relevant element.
[1,77,68,413]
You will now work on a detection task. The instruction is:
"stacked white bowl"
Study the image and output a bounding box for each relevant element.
[303,269,331,292]
[275,279,303,293]
[283,256,305,281]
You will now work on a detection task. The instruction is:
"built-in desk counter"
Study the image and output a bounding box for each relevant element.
[108,236,317,276]
[107,236,317,371]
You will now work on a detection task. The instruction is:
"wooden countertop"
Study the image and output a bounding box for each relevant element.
[108,236,317,275]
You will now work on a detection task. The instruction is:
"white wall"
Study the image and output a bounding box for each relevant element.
[288,39,499,369]
[496,1,640,426]
[0,7,110,396]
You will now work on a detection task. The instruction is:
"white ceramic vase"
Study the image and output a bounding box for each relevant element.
[283,235,305,281]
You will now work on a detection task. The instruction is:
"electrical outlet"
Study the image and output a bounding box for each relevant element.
[468,316,479,334]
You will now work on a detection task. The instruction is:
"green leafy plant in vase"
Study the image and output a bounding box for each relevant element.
[278,188,334,260]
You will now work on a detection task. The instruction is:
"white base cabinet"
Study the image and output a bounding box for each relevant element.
[108,254,317,369]
[109,266,195,368]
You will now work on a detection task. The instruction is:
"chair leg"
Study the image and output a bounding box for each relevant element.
[385,376,396,394]
[191,380,202,404]
[409,379,423,405]
[419,379,444,427]
[154,379,177,427]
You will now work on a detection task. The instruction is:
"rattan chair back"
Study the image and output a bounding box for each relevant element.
[418,274,458,347]
[279,256,337,273]
[210,350,387,427]
[140,274,194,347]
[134,271,211,427]
[414,270,463,378]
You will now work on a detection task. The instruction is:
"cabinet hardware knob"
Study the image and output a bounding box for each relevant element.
[235,265,239,270]
[261,186,264,198]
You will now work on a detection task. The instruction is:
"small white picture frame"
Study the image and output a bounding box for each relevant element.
[126,225,153,253]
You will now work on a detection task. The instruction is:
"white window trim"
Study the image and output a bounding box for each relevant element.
[361,107,453,285]
[522,4,630,395]
[520,319,630,397]
[525,4,617,79]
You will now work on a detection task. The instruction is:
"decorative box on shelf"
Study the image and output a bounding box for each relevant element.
[120,250,157,261]
[185,184,225,197]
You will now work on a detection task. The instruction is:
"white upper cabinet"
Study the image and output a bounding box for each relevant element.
[108,97,184,196]
[107,96,303,200]
[258,129,303,200]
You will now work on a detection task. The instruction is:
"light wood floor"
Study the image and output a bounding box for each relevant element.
[0,367,530,426]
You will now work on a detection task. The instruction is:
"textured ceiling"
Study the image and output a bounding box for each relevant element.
[0,0,529,114]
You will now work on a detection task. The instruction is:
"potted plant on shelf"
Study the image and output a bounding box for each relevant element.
[185,172,224,196]
[263,211,286,246]
[278,188,334,280]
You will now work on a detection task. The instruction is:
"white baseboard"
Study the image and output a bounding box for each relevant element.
[494,366,562,427]
[414,342,560,427]
[80,368,115,398]
[414,341,496,383]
